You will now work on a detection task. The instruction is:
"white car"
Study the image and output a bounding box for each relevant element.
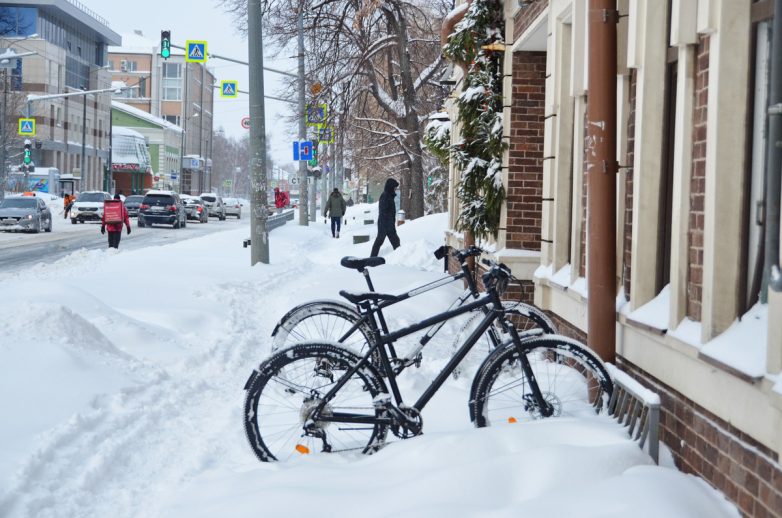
[199,193,226,220]
[223,197,242,219]
[71,191,112,224]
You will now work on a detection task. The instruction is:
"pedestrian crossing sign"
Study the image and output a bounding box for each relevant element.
[220,80,238,98]
[318,125,334,144]
[306,103,327,125]
[18,118,35,136]
[185,40,207,63]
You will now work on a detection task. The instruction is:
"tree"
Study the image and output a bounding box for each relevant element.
[219,0,449,220]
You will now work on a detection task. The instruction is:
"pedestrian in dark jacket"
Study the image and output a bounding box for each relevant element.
[370,178,400,257]
[101,194,131,249]
[323,188,347,238]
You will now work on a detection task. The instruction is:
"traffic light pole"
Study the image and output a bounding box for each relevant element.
[248,0,270,265]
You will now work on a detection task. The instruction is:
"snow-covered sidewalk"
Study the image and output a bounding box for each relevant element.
[0,204,737,517]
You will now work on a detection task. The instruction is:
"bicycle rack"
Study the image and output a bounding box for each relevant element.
[606,364,661,464]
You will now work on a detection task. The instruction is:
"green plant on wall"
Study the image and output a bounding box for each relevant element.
[442,0,506,240]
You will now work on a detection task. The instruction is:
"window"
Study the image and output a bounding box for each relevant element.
[164,115,180,126]
[0,7,38,36]
[162,63,182,100]
[139,77,147,97]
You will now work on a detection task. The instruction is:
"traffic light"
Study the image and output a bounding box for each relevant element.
[308,146,318,167]
[160,30,171,59]
[23,140,31,165]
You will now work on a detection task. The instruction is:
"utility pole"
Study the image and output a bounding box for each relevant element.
[0,69,6,201]
[310,141,318,222]
[297,3,309,226]
[585,0,618,363]
[80,85,87,188]
[248,0,269,264]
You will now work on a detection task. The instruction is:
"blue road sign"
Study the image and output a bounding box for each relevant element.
[293,140,314,161]
[185,40,207,63]
[220,80,238,98]
[18,118,35,136]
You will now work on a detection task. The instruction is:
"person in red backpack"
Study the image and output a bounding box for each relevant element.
[274,187,286,213]
[101,194,131,249]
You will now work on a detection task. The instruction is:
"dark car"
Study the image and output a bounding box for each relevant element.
[182,195,209,223]
[0,196,52,233]
[124,195,145,217]
[137,190,187,229]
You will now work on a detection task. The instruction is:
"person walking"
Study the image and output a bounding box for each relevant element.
[370,178,401,257]
[323,187,347,238]
[100,194,131,249]
[274,187,286,214]
[63,192,75,219]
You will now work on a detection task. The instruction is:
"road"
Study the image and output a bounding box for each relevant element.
[0,216,247,272]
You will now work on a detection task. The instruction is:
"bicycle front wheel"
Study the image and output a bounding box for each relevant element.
[470,335,613,426]
[244,342,389,462]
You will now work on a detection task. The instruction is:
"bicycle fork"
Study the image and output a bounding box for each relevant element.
[507,325,555,418]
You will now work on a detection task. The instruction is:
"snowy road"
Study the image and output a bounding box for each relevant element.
[0,205,737,517]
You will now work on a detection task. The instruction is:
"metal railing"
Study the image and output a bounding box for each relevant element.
[606,364,661,464]
[66,0,111,29]
[243,209,295,247]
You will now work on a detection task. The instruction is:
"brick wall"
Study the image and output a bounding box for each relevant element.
[688,35,709,321]
[623,70,638,297]
[506,51,546,250]
[446,254,535,306]
[618,357,782,518]
[513,0,547,41]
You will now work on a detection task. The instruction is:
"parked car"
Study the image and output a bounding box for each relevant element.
[182,195,209,223]
[0,196,52,233]
[223,197,242,219]
[138,190,187,229]
[70,191,111,224]
[124,195,145,218]
[199,193,226,220]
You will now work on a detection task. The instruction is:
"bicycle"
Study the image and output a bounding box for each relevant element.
[243,260,613,462]
[270,246,557,373]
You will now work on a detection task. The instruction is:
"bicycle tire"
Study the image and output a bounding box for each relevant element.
[244,342,389,462]
[271,300,375,354]
[469,335,613,426]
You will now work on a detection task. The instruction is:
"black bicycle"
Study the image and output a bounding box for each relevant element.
[244,260,613,462]
[270,246,557,373]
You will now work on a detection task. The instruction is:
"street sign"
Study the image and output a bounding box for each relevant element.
[306,103,327,125]
[310,82,322,96]
[290,176,300,186]
[292,140,314,161]
[318,125,334,144]
[185,40,208,63]
[241,116,250,130]
[220,80,238,98]
[223,179,232,187]
[18,118,35,136]
[171,174,178,180]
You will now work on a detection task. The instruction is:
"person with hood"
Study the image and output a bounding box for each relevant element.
[370,178,401,257]
[100,194,131,249]
[323,187,347,238]
[63,192,75,219]
[274,187,286,213]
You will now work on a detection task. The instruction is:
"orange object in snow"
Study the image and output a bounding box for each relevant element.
[508,417,518,424]
[295,444,310,455]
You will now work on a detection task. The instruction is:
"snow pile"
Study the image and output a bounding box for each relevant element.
[0,208,738,517]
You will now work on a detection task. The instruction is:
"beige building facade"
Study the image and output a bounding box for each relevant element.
[444,1,782,515]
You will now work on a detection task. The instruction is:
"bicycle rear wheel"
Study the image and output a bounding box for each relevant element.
[271,301,374,354]
[244,342,389,462]
[470,335,613,426]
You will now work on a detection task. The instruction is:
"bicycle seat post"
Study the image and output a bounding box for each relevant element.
[361,268,376,291]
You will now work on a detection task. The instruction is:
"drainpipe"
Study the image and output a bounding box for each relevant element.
[763,0,782,297]
[586,0,618,362]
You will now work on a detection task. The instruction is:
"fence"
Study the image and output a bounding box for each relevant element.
[243,209,295,248]
[606,364,661,464]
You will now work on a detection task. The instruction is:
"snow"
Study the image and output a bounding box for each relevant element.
[0,204,737,517]
[626,285,671,330]
[700,303,768,379]
[549,263,572,288]
[112,101,184,133]
[605,364,661,406]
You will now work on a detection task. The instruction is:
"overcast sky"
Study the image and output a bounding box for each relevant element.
[79,0,296,167]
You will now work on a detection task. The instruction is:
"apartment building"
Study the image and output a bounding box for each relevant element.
[108,31,215,194]
[0,1,120,191]
[443,1,782,515]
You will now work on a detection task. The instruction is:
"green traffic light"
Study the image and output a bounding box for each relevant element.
[161,30,171,59]
[23,149,31,165]
[161,46,170,59]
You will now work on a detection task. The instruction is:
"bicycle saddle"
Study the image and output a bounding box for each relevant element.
[339,290,398,305]
[340,256,386,270]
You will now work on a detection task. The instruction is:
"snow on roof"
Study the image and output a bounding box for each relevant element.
[112,101,183,133]
[112,126,145,139]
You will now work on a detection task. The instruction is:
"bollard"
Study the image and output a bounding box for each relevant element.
[353,235,370,244]
[397,209,406,226]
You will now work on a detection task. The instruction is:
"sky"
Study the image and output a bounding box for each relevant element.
[78,0,297,167]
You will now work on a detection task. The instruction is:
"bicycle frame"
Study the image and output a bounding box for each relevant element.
[311,286,552,427]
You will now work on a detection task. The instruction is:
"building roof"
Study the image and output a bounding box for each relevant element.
[109,30,185,56]
[112,101,184,134]
[112,126,145,138]
[10,0,120,45]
